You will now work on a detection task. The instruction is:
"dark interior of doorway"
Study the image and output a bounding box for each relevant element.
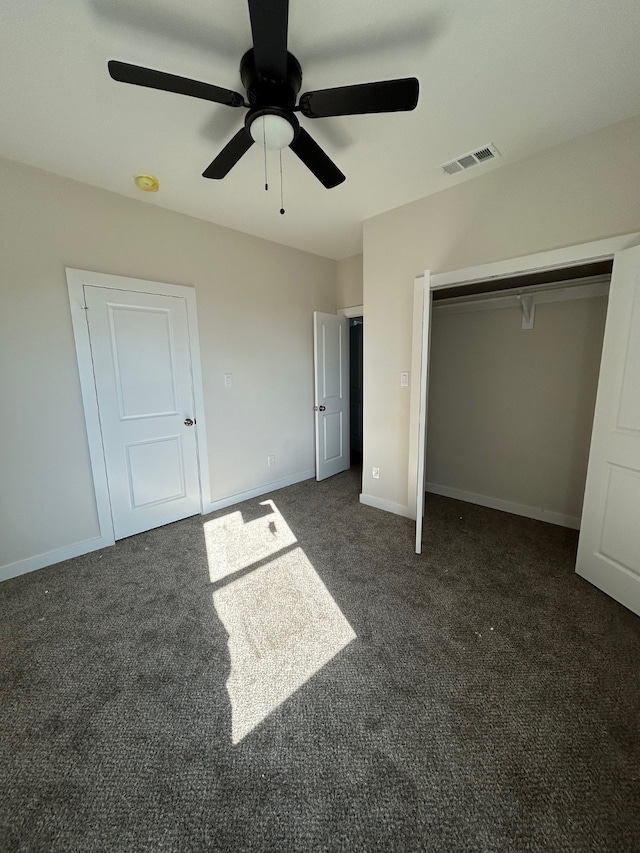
[349,317,363,468]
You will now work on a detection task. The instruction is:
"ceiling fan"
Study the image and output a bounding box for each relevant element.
[108,0,419,189]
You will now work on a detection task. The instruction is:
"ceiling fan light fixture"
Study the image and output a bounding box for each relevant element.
[249,113,295,150]
[110,1,419,188]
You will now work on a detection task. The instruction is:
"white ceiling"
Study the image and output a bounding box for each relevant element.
[2,0,640,259]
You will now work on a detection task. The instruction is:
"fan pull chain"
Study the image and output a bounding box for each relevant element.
[262,116,268,191]
[279,150,285,215]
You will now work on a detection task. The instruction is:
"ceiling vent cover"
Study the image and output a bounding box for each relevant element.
[441,143,500,175]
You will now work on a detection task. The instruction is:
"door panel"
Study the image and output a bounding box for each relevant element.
[323,411,343,461]
[85,286,201,539]
[110,305,178,418]
[599,465,640,569]
[126,436,186,508]
[576,244,640,615]
[617,290,640,427]
[321,323,341,398]
[314,312,349,481]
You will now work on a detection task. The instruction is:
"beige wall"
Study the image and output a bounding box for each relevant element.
[427,296,608,521]
[0,157,336,573]
[362,113,640,511]
[336,254,363,310]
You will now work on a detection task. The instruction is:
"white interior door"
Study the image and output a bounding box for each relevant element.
[576,243,640,616]
[413,274,432,554]
[85,285,202,539]
[313,312,349,481]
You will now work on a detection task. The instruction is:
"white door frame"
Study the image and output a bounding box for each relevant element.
[411,274,431,553]
[410,232,640,553]
[338,305,364,319]
[67,268,211,548]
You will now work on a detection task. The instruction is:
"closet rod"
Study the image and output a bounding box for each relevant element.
[433,275,610,314]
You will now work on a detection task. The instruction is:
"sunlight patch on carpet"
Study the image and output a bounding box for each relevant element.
[203,500,297,582]
[206,501,356,744]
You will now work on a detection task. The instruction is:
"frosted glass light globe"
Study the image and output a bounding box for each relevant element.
[249,114,295,150]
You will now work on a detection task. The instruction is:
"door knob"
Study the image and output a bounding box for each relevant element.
[184,418,194,426]
[318,405,326,412]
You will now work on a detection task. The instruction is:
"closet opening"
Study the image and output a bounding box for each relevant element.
[424,260,613,531]
[412,234,640,615]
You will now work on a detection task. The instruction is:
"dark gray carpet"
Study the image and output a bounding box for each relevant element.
[1,468,639,852]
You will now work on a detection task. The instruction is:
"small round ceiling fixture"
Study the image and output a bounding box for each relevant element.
[134,174,159,192]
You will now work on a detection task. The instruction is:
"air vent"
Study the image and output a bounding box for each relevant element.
[474,146,494,161]
[442,161,463,175]
[441,143,500,176]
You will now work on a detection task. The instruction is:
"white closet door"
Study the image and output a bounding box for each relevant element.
[85,286,201,539]
[576,244,640,616]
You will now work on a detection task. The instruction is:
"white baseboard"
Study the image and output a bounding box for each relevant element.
[1,471,316,584]
[426,482,581,529]
[359,492,412,519]
[203,469,315,515]
[0,535,114,584]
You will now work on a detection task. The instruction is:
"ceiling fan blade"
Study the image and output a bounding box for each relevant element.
[247,0,289,81]
[108,60,245,107]
[299,77,419,118]
[202,129,254,179]
[289,128,345,188]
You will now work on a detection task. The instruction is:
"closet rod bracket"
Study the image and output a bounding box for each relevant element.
[518,294,535,330]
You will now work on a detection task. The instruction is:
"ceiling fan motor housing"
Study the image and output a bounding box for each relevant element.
[241,49,303,145]
[240,49,302,108]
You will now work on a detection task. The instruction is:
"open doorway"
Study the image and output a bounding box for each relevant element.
[312,308,364,491]
[313,306,364,481]
[349,316,363,470]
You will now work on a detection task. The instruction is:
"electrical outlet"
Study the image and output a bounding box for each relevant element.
[268,455,275,468]
[224,373,232,388]
[372,467,380,479]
